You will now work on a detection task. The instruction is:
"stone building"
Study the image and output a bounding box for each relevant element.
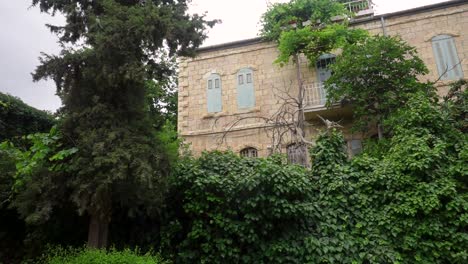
[178,0,467,160]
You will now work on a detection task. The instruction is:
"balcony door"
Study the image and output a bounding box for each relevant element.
[316,54,336,105]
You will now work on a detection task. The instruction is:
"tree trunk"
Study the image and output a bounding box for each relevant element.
[295,53,305,137]
[295,53,310,167]
[87,213,109,249]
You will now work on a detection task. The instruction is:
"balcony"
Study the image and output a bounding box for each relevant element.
[342,0,374,17]
[303,82,353,120]
[304,82,327,109]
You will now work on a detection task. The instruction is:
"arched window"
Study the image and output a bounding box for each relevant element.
[287,143,309,167]
[240,147,258,158]
[432,35,463,80]
[237,68,255,109]
[207,73,222,113]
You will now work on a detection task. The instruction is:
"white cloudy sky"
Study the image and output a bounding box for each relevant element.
[0,0,447,111]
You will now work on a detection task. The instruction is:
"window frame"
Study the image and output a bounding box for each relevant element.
[236,68,255,109]
[207,73,222,113]
[286,143,309,167]
[240,147,258,158]
[431,35,463,80]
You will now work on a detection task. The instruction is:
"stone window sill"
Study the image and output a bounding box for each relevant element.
[202,107,261,119]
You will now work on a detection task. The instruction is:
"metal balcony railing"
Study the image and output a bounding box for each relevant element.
[342,0,373,15]
[304,82,327,108]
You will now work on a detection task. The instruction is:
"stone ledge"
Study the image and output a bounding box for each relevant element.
[202,107,261,119]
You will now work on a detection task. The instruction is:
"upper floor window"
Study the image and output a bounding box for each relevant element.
[207,73,222,113]
[240,147,258,158]
[237,68,255,109]
[315,54,336,105]
[432,35,463,80]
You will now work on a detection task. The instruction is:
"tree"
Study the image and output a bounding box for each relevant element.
[21,0,218,248]
[0,94,56,263]
[326,35,433,138]
[0,92,55,142]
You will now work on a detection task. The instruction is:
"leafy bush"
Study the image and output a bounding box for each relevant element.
[162,152,315,263]
[38,247,168,264]
[0,92,54,142]
[162,102,467,263]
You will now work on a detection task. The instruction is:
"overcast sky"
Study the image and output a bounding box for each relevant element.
[0,0,447,111]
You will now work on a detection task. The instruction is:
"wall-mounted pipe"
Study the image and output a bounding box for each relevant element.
[380,16,388,36]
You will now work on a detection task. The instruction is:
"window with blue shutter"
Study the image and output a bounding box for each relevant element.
[207,73,222,113]
[237,68,255,109]
[432,35,463,80]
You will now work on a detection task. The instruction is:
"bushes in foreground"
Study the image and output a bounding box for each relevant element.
[162,152,316,263]
[160,90,467,263]
[37,247,168,264]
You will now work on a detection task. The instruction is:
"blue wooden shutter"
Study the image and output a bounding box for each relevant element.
[432,35,463,80]
[207,74,222,113]
[237,68,255,109]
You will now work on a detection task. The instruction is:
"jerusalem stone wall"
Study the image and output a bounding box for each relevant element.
[178,2,468,157]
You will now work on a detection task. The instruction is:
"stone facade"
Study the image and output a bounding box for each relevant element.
[178,0,468,157]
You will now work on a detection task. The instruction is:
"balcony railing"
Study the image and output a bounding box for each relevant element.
[304,82,327,108]
[343,0,370,13]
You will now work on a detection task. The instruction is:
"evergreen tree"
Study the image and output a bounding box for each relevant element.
[27,0,218,248]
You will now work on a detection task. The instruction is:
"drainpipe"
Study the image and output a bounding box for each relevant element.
[380,16,387,36]
[377,15,387,140]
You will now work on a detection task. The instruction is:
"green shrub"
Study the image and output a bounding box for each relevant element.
[38,247,168,264]
[162,151,315,263]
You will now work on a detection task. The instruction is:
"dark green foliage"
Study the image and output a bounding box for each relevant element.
[37,247,168,264]
[0,92,55,142]
[163,152,315,263]
[326,35,433,132]
[306,91,468,263]
[443,80,468,133]
[0,95,55,263]
[359,93,467,263]
[24,0,218,247]
[161,89,467,263]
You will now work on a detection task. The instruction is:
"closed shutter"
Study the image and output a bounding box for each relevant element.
[207,74,222,113]
[432,35,463,80]
[237,68,255,109]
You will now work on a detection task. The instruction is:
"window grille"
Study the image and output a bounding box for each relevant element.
[287,144,309,167]
[240,147,258,158]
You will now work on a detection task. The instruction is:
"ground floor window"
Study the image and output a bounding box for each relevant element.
[349,139,363,157]
[240,147,258,158]
[287,143,309,167]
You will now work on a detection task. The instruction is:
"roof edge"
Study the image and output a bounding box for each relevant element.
[354,0,467,25]
[196,0,467,53]
[197,37,265,53]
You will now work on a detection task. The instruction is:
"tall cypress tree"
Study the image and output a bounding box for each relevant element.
[31,0,217,248]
